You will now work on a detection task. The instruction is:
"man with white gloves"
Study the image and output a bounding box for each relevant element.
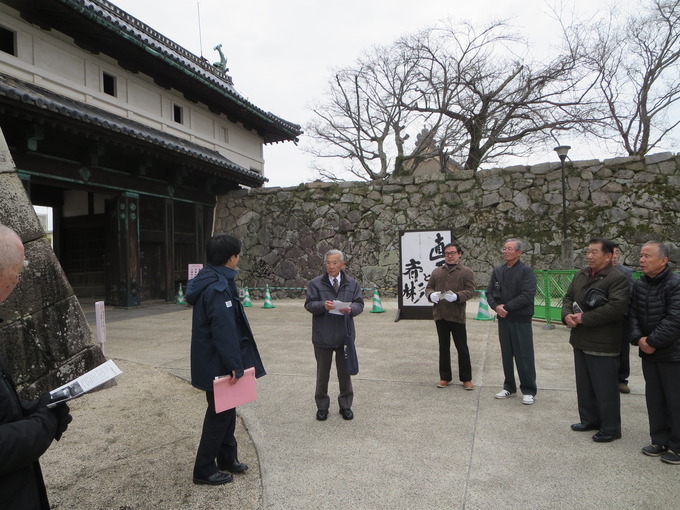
[425,242,477,390]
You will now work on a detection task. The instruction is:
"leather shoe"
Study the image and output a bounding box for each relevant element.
[339,408,353,420]
[571,422,600,432]
[218,460,248,473]
[316,409,328,421]
[463,381,474,390]
[592,431,621,442]
[193,472,233,485]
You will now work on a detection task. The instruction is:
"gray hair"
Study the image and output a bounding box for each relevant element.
[642,240,670,259]
[324,249,345,262]
[505,238,523,252]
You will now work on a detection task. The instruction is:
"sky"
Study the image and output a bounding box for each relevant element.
[109,0,656,187]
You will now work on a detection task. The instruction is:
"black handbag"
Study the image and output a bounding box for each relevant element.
[583,288,609,310]
[343,314,359,376]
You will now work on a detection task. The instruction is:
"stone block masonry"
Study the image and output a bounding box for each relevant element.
[216,153,680,297]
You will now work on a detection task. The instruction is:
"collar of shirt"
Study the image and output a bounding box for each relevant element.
[328,274,341,286]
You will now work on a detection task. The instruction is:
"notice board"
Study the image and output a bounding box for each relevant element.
[396,229,454,321]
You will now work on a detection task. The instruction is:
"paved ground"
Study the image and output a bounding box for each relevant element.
[42,297,678,509]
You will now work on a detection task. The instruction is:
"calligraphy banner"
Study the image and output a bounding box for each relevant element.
[396,229,454,321]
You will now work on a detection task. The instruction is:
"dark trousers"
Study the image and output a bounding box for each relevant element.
[314,346,353,411]
[618,332,630,384]
[193,391,237,478]
[498,320,537,396]
[642,359,680,452]
[573,349,621,435]
[435,320,471,382]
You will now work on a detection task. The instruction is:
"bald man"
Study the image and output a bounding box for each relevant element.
[0,224,72,509]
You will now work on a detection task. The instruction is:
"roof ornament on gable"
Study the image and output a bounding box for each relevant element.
[213,44,229,73]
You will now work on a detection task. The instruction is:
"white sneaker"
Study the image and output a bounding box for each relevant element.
[522,395,535,405]
[495,390,516,399]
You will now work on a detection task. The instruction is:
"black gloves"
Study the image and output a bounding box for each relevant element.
[51,403,72,441]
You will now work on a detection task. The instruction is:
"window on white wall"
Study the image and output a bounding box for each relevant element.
[102,72,117,97]
[173,104,184,124]
[221,126,229,143]
[0,25,16,56]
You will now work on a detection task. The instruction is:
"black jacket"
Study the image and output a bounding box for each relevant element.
[186,264,265,391]
[629,266,680,362]
[0,357,55,509]
[486,261,536,323]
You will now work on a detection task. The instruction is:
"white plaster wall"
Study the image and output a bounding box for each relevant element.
[0,3,265,175]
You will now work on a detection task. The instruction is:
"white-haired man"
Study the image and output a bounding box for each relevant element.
[0,224,72,508]
[629,241,680,464]
[305,249,364,421]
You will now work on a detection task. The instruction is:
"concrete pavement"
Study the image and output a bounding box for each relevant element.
[45,298,678,509]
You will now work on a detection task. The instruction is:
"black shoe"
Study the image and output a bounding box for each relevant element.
[641,444,667,457]
[571,423,600,432]
[218,460,248,473]
[592,431,621,443]
[193,472,233,485]
[339,408,353,420]
[316,409,329,421]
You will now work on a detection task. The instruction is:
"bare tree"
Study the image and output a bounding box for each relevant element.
[305,45,440,181]
[577,0,680,155]
[400,20,590,171]
[306,19,591,180]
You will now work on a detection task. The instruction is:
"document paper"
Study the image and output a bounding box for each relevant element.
[213,367,257,412]
[48,359,122,407]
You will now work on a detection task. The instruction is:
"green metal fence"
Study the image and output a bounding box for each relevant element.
[534,270,577,325]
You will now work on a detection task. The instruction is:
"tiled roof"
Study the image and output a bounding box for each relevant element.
[4,0,302,144]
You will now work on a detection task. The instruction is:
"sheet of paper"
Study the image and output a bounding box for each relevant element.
[329,300,351,315]
[48,359,122,407]
[213,367,257,412]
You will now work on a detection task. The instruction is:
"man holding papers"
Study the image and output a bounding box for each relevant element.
[305,249,364,422]
[187,234,265,486]
[1,224,72,509]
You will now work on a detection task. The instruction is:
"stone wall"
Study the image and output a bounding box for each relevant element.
[0,130,105,399]
[215,153,680,297]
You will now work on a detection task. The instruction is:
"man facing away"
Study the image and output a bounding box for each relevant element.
[305,249,364,421]
[629,241,680,464]
[0,224,72,508]
[562,238,630,443]
[425,242,477,390]
[187,233,266,485]
[486,238,538,405]
[612,243,635,394]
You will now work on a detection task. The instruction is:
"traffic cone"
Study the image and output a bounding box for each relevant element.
[261,285,276,308]
[369,287,386,313]
[175,283,186,305]
[242,287,252,307]
[473,290,494,321]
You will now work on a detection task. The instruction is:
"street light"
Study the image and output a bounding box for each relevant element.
[554,145,571,240]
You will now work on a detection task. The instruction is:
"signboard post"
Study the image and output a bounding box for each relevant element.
[396,229,454,321]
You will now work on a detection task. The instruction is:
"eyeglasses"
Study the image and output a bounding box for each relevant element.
[444,251,458,256]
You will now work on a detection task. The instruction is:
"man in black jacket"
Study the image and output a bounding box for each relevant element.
[629,241,680,465]
[486,239,538,405]
[0,223,72,508]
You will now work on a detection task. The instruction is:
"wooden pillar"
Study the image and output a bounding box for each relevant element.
[164,198,175,302]
[108,192,141,307]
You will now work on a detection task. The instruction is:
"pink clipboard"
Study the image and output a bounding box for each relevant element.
[213,367,257,412]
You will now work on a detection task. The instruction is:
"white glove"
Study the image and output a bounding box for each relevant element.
[430,291,441,303]
[444,291,458,302]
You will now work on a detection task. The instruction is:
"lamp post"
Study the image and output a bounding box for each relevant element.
[554,145,571,240]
